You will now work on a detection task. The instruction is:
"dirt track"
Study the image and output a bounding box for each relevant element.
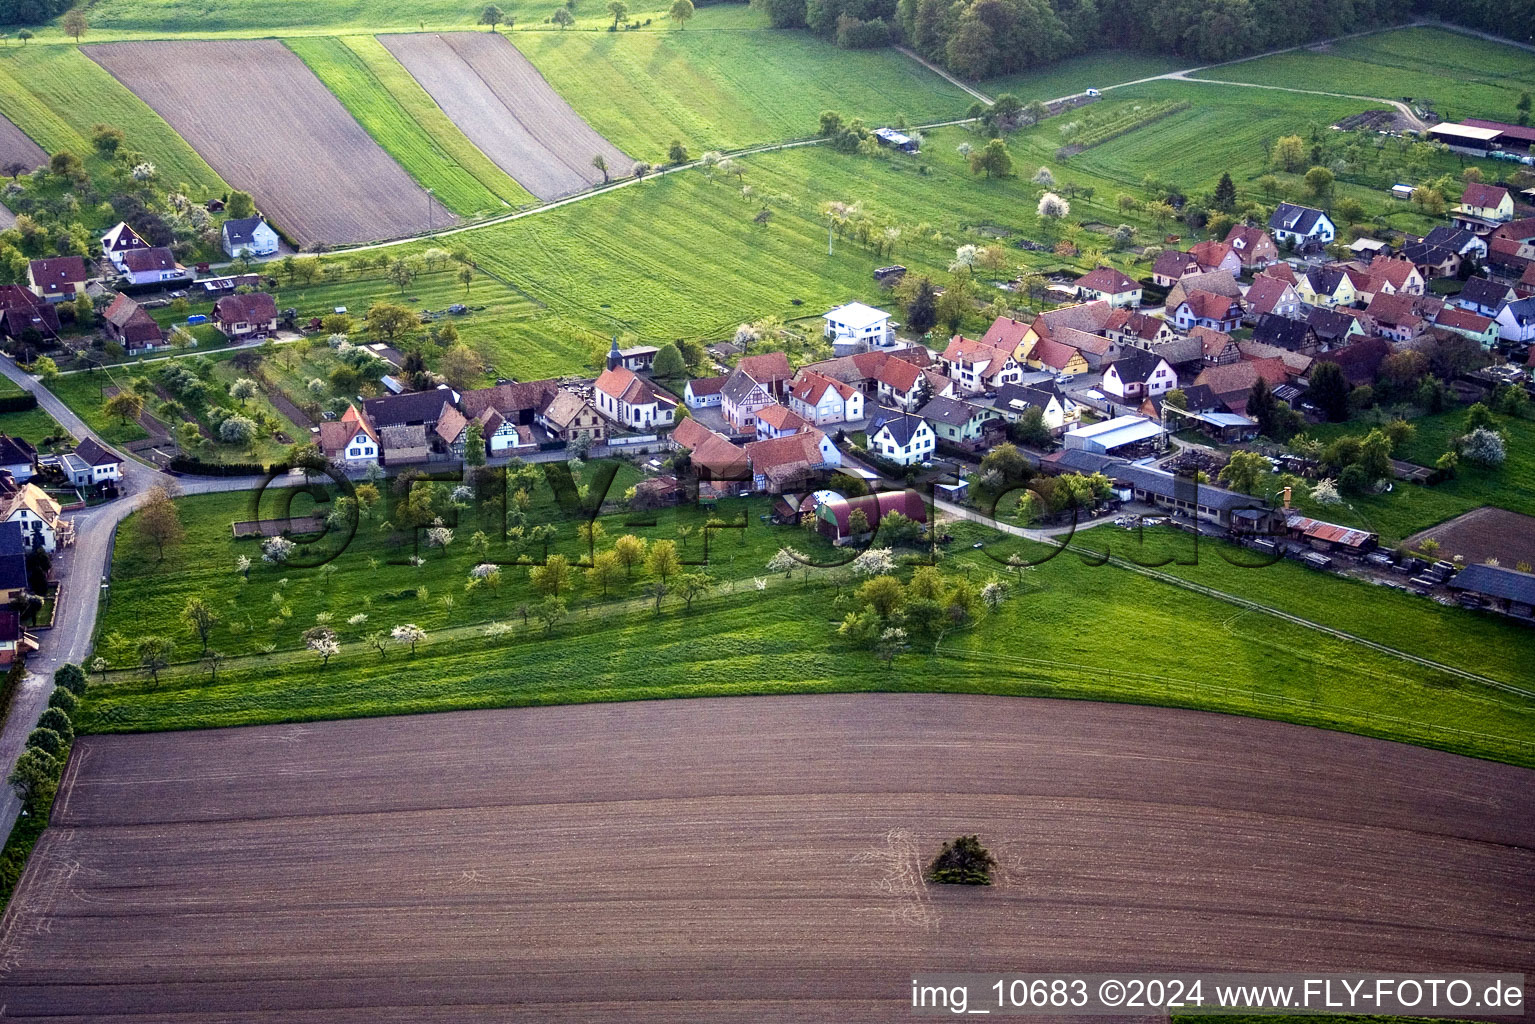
[82,40,455,246]
[0,694,1530,1021]
[380,32,630,201]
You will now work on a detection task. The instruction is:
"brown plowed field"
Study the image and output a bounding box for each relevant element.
[0,694,1530,1021]
[380,32,629,201]
[82,40,455,246]
[1404,506,1535,570]
[0,114,46,229]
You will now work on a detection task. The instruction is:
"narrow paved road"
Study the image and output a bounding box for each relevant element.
[0,355,268,847]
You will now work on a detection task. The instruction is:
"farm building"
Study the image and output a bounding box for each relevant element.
[815,489,927,545]
[1063,415,1163,456]
[1427,121,1502,155]
[1111,463,1276,532]
[1285,514,1378,556]
[221,217,280,258]
[1447,563,1535,621]
[872,128,918,153]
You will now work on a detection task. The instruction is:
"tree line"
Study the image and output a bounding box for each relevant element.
[750,0,1527,80]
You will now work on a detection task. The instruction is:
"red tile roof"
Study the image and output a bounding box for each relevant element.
[1460,182,1510,209]
[1075,266,1138,294]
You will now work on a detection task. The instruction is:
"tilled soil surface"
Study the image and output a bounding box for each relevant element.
[83,40,455,246]
[381,32,630,201]
[0,693,1530,1021]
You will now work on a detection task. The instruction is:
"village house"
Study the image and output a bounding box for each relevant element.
[473,407,532,456]
[1026,336,1091,377]
[1453,183,1515,234]
[720,365,776,434]
[754,402,812,440]
[743,429,840,492]
[1172,290,1244,332]
[26,257,88,304]
[940,334,1024,394]
[364,389,452,432]
[1324,337,1393,388]
[816,489,926,545]
[537,390,607,444]
[0,522,28,607]
[1188,239,1242,276]
[1237,340,1312,379]
[0,286,60,341]
[1192,358,1289,415]
[594,366,677,431]
[920,396,999,449]
[822,301,894,353]
[212,292,280,340]
[1432,306,1500,348]
[1194,325,1241,366]
[221,216,281,258]
[318,404,381,467]
[1051,325,1121,371]
[1366,255,1427,298]
[1268,202,1336,249]
[101,293,167,352]
[736,352,794,398]
[873,355,953,411]
[1252,313,1320,352]
[0,436,34,483]
[684,375,727,409]
[1223,224,1280,269]
[788,369,864,426]
[1165,270,1242,312]
[66,437,122,488]
[1073,266,1142,308]
[1101,349,1176,402]
[1398,239,1461,280]
[0,610,35,666]
[991,381,1080,433]
[866,408,936,466]
[1151,249,1201,288]
[1013,301,1116,360]
[1295,266,1357,308]
[1455,276,1517,318]
[1363,292,1426,343]
[118,246,190,287]
[1243,275,1302,320]
[1494,296,1535,343]
[432,406,470,458]
[0,472,72,552]
[1307,306,1366,348]
[1105,309,1177,350]
[100,222,150,270]
[1422,225,1488,262]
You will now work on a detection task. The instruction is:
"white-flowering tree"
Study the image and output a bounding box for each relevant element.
[1032,166,1055,185]
[392,623,426,655]
[347,613,369,627]
[851,547,896,578]
[1458,427,1506,467]
[235,554,251,578]
[305,626,339,667]
[1310,477,1342,505]
[875,627,909,665]
[949,244,978,274]
[766,548,802,577]
[1037,192,1070,220]
[980,580,1007,610]
[426,525,454,553]
[262,536,296,564]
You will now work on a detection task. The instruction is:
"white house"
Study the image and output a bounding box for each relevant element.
[119,246,191,287]
[221,217,281,258]
[67,437,122,488]
[720,366,776,433]
[1101,350,1176,402]
[1268,203,1335,248]
[822,301,893,353]
[940,335,1024,394]
[594,367,677,431]
[0,435,34,483]
[684,375,726,409]
[866,408,935,466]
[1494,297,1535,343]
[318,405,380,467]
[787,369,864,426]
[0,480,71,552]
[992,383,1080,433]
[100,222,150,270]
[1074,266,1143,308]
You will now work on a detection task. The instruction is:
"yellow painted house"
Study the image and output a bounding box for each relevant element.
[1457,183,1514,224]
[1294,267,1357,309]
[1025,337,1091,377]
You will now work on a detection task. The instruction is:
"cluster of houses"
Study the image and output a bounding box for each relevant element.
[0,216,286,355]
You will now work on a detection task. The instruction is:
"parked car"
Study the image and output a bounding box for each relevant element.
[1055,374,1076,386]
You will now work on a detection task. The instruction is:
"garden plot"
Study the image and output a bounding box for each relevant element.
[83,40,455,246]
[379,32,629,201]
[2,694,1529,1020]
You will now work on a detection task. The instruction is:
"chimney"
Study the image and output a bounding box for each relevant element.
[1282,486,1292,510]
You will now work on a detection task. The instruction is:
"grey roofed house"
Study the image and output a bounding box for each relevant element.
[721,365,769,406]
[1149,335,1203,367]
[378,423,431,463]
[0,520,23,557]
[73,436,118,467]
[1251,313,1315,350]
[1456,276,1516,313]
[0,434,35,469]
[363,389,451,428]
[1304,265,1351,296]
[1422,226,1484,255]
[1307,306,1358,345]
[1106,348,1161,384]
[993,381,1063,413]
[918,395,981,426]
[1046,449,1126,475]
[1398,240,1454,267]
[221,217,266,248]
[1269,202,1329,236]
[1177,383,1219,411]
[867,407,926,447]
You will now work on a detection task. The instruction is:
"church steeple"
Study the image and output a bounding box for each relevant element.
[606,335,621,371]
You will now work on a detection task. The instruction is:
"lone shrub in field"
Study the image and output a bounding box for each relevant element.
[927,835,996,885]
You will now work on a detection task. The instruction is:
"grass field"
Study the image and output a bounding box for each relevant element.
[0,45,227,197]
[41,0,594,37]
[79,485,1535,767]
[984,50,1189,100]
[1189,27,1535,123]
[1293,410,1535,543]
[513,10,973,159]
[47,368,149,445]
[285,36,533,216]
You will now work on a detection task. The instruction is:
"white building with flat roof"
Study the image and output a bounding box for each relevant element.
[822,302,894,353]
